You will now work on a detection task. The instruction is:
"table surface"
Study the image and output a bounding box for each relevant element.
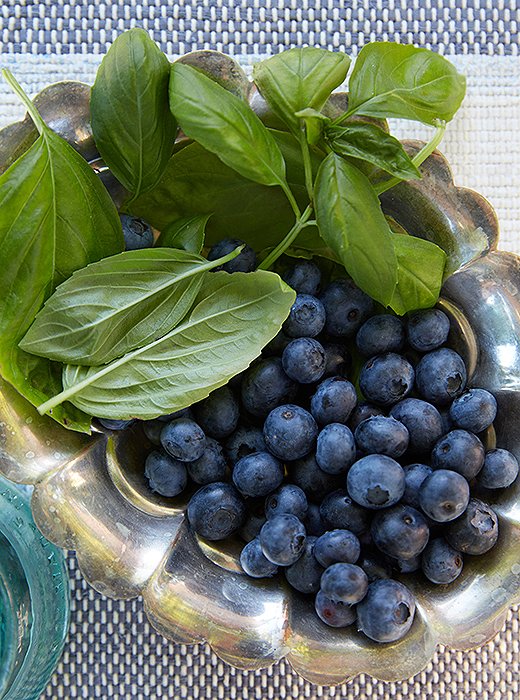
[0,2,519,698]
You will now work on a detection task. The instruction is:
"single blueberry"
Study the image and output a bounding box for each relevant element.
[314,529,361,567]
[406,308,450,352]
[283,260,321,295]
[348,402,385,431]
[264,404,318,460]
[304,502,328,537]
[239,505,267,543]
[421,538,463,584]
[439,408,453,435]
[356,314,405,356]
[157,408,193,423]
[98,418,134,430]
[415,348,467,405]
[282,294,326,338]
[393,554,422,574]
[310,376,357,426]
[431,429,485,480]
[358,554,393,583]
[225,425,266,464]
[287,454,343,503]
[316,423,356,475]
[354,416,409,459]
[347,455,406,510]
[207,237,257,273]
[144,450,188,498]
[232,451,284,498]
[314,590,356,627]
[320,278,374,337]
[371,505,430,560]
[282,337,326,384]
[357,579,416,643]
[320,489,371,534]
[240,538,279,578]
[445,498,499,555]
[186,438,228,485]
[320,562,368,604]
[142,419,163,445]
[194,386,240,439]
[187,482,246,540]
[259,513,307,566]
[160,418,206,462]
[120,214,154,250]
[285,536,324,594]
[477,448,520,489]
[265,484,308,521]
[419,469,470,522]
[359,353,415,407]
[240,357,297,417]
[449,388,498,434]
[389,398,444,455]
[322,342,352,378]
[402,463,433,509]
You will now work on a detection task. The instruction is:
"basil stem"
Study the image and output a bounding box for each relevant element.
[299,128,315,202]
[258,205,314,270]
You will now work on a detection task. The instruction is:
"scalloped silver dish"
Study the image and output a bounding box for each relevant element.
[1,52,520,686]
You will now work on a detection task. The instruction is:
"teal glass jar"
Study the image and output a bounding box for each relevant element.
[0,474,70,700]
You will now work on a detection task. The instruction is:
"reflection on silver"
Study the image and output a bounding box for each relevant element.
[0,61,519,684]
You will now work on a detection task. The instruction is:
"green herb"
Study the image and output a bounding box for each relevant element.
[37,271,296,420]
[91,28,177,199]
[155,214,210,253]
[294,108,330,146]
[19,246,241,366]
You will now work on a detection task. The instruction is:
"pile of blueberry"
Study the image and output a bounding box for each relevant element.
[100,241,519,644]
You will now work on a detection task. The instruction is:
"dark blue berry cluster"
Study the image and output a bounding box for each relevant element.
[110,258,518,645]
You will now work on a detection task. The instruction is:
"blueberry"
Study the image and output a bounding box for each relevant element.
[314,529,361,567]
[240,538,279,578]
[282,338,326,384]
[421,538,463,584]
[142,419,163,444]
[288,455,342,503]
[476,448,520,489]
[207,237,257,273]
[240,357,297,417]
[98,418,134,430]
[194,386,239,439]
[225,425,266,464]
[431,429,485,480]
[157,408,193,423]
[283,260,321,296]
[348,402,385,431]
[347,455,405,510]
[389,398,444,455]
[402,463,433,509]
[320,278,374,337]
[449,388,498,434]
[259,513,306,566]
[144,450,188,497]
[320,562,368,604]
[439,408,453,435]
[239,506,267,543]
[316,423,356,475]
[282,294,326,338]
[359,353,415,406]
[371,505,430,559]
[265,484,308,520]
[310,376,357,426]
[285,536,324,594]
[358,554,393,583]
[160,418,206,462]
[304,503,328,537]
[232,451,284,498]
[445,498,499,555]
[354,416,409,459]
[322,342,352,378]
[186,438,228,484]
[419,469,470,522]
[315,590,356,627]
[264,404,318,460]
[406,308,450,351]
[357,579,416,643]
[415,348,467,406]
[393,554,422,574]
[187,482,246,540]
[319,490,371,534]
[120,214,154,250]
[356,314,405,356]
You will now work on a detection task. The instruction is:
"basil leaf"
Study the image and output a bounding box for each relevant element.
[39,271,296,420]
[389,235,447,315]
[328,122,421,180]
[155,214,209,253]
[294,108,330,146]
[314,154,397,306]
[252,48,350,135]
[348,43,466,124]
[0,72,124,432]
[91,28,177,197]
[170,63,287,187]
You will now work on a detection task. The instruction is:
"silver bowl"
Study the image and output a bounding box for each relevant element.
[1,53,520,685]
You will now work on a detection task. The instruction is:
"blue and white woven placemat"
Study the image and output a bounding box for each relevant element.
[0,3,519,699]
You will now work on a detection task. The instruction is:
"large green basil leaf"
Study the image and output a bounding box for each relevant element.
[348,43,466,125]
[314,154,397,306]
[0,73,124,432]
[328,122,421,180]
[389,235,447,315]
[91,28,177,197]
[252,48,350,134]
[20,247,240,366]
[38,271,296,420]
[155,214,209,253]
[169,63,287,187]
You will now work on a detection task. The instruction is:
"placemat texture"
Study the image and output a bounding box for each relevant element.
[0,5,519,699]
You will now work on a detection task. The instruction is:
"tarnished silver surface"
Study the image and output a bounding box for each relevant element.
[0,67,519,685]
